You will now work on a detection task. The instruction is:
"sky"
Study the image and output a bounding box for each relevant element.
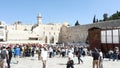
[0,0,120,26]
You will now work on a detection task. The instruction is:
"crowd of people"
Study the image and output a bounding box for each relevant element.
[0,43,120,68]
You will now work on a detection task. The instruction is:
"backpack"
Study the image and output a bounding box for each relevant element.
[1,50,7,59]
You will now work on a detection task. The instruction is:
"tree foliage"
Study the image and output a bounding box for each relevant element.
[75,20,80,26]
[13,21,22,25]
[109,11,120,20]
[103,13,108,21]
[98,11,120,22]
[93,15,96,23]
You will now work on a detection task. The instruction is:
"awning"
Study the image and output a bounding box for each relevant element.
[3,40,42,44]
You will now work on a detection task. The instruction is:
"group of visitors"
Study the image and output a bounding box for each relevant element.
[0,43,120,68]
[0,45,12,68]
[92,48,103,68]
[0,43,50,68]
[108,47,119,61]
[0,44,38,68]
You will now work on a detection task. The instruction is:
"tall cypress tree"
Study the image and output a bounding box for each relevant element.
[93,15,96,23]
[75,20,80,26]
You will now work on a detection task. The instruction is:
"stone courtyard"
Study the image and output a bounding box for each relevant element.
[10,55,120,68]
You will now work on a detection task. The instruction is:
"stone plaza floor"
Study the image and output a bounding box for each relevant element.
[10,55,120,68]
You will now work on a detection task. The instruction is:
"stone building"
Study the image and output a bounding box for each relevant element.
[0,14,68,44]
[1,13,120,45]
[31,14,66,44]
[0,21,6,41]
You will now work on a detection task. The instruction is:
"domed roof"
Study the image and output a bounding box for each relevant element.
[38,13,42,17]
[63,22,69,26]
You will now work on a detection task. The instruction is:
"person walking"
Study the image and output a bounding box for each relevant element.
[41,47,48,68]
[77,47,83,64]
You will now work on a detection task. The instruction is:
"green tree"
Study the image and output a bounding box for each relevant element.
[93,15,96,23]
[96,11,120,22]
[109,11,120,20]
[15,21,22,24]
[75,20,80,26]
[103,13,108,21]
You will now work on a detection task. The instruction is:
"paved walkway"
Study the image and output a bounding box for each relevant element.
[10,55,120,68]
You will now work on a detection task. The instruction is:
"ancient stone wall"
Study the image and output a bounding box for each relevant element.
[60,19,120,43]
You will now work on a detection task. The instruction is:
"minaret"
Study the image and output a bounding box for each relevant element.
[37,13,42,25]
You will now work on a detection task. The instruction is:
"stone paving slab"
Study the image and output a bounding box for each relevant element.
[10,55,120,68]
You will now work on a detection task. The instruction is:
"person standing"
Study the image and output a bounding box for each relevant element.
[38,46,41,60]
[6,47,12,68]
[41,47,48,68]
[0,46,9,68]
[31,46,35,57]
[92,48,100,68]
[99,49,103,68]
[108,49,113,61]
[113,47,119,61]
[49,46,53,58]
[14,46,20,64]
[66,50,74,68]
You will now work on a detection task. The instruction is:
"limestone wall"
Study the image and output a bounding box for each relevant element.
[7,30,30,41]
[32,24,63,44]
[60,26,88,43]
[60,19,120,43]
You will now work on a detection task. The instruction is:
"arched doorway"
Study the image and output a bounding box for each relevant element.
[88,27,101,50]
[50,36,54,44]
[45,36,47,43]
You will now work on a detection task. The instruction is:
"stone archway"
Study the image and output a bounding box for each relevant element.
[45,36,47,43]
[50,36,54,44]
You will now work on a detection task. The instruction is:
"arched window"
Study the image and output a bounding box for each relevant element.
[50,36,54,43]
[45,36,47,43]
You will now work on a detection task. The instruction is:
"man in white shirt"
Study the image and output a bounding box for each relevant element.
[49,47,53,58]
[67,50,74,68]
[41,47,48,68]
[99,50,103,68]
